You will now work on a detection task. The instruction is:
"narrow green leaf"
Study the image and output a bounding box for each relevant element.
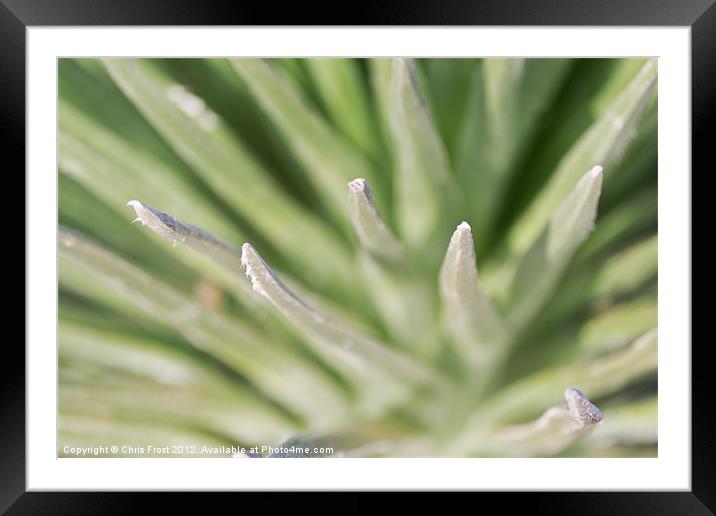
[483,59,525,148]
[592,235,657,299]
[305,59,382,159]
[579,297,657,356]
[509,58,657,253]
[102,58,359,299]
[230,58,385,220]
[600,99,657,210]
[438,221,505,369]
[388,58,457,255]
[367,58,395,159]
[509,166,604,330]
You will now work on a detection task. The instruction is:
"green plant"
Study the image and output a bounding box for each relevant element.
[58,57,657,457]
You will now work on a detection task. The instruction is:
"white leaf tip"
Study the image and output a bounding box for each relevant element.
[240,243,255,267]
[564,387,603,426]
[347,178,368,192]
[450,221,474,246]
[126,200,150,226]
[240,243,258,283]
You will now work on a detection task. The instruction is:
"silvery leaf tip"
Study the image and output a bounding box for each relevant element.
[564,387,603,427]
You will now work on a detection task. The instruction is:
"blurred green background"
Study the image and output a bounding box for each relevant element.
[58,58,657,457]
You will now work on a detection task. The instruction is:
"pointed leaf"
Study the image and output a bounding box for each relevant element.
[509,166,604,329]
[509,59,657,252]
[439,221,505,369]
[388,58,457,253]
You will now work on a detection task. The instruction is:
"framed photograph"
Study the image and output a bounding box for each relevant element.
[7,0,708,511]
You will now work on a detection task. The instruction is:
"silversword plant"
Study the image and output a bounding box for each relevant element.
[59,57,657,457]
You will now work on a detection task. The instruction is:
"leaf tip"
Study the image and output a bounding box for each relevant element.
[456,221,472,233]
[240,242,254,270]
[347,177,368,193]
[125,199,180,237]
[449,220,475,251]
[240,242,266,295]
[126,200,145,224]
[577,165,604,207]
[588,165,604,179]
[126,199,151,225]
[564,387,603,427]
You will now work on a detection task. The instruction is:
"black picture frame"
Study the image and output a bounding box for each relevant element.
[5,1,709,512]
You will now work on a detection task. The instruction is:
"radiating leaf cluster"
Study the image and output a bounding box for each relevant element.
[58,57,657,457]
